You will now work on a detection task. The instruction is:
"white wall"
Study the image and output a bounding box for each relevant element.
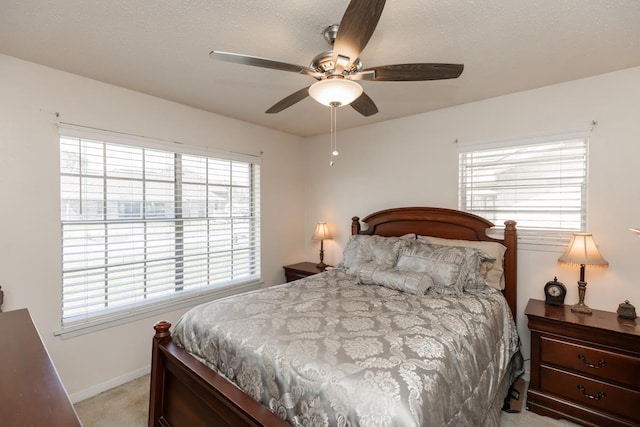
[0,54,305,400]
[302,66,640,373]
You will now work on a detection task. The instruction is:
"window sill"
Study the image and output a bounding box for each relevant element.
[488,227,573,253]
[54,280,263,339]
[518,241,567,253]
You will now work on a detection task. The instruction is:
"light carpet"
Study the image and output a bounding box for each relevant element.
[74,375,580,426]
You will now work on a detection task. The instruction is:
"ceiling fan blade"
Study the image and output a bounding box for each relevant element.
[359,63,464,81]
[265,86,311,114]
[350,92,378,117]
[211,51,321,78]
[333,0,386,71]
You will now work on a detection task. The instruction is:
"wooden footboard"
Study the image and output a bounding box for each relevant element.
[149,321,290,427]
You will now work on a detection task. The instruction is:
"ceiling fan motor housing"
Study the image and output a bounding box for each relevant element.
[311,25,363,75]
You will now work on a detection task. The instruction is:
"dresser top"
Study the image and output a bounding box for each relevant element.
[0,309,81,426]
[525,298,640,338]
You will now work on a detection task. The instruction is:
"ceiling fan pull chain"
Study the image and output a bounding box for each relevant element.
[332,104,339,157]
[329,103,339,166]
[329,105,335,166]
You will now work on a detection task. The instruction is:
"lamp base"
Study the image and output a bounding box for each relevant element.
[571,278,592,314]
[316,262,327,270]
[571,303,592,314]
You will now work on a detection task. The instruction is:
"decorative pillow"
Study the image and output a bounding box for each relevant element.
[337,235,409,275]
[396,242,495,295]
[456,247,496,292]
[417,235,507,290]
[358,263,433,296]
[395,243,462,295]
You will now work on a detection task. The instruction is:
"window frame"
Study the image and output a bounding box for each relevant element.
[458,128,590,251]
[56,124,262,338]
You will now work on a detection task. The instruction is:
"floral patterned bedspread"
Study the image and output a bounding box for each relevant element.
[172,269,521,427]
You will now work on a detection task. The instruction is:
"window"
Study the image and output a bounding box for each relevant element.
[59,124,260,332]
[458,129,589,248]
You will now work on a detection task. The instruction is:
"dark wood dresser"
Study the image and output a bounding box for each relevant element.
[0,309,82,426]
[283,262,329,282]
[525,298,640,426]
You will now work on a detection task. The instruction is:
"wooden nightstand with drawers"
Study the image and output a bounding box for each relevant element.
[525,298,640,426]
[283,262,329,282]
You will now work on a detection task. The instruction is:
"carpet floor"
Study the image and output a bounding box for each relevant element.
[74,375,580,426]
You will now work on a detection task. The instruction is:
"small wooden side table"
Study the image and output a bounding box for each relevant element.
[525,298,640,426]
[283,262,330,282]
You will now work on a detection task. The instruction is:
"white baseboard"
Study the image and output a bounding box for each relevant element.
[69,365,150,404]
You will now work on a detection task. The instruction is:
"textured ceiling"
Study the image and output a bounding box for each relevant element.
[1,1,639,137]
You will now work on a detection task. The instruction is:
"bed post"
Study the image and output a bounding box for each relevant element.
[351,216,361,235]
[503,220,517,320]
[149,320,171,427]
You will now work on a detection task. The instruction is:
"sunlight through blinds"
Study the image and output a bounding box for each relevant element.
[59,124,261,326]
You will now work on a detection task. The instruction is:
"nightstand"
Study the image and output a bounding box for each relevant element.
[525,298,640,426]
[283,262,329,282]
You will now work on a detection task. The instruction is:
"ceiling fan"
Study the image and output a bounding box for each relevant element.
[210,0,464,117]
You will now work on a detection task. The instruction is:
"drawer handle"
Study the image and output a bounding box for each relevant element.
[577,385,605,401]
[577,354,606,369]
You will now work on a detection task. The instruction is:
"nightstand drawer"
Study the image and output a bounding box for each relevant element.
[540,365,640,421]
[541,336,640,388]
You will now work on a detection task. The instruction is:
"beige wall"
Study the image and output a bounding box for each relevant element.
[0,54,305,400]
[301,66,640,375]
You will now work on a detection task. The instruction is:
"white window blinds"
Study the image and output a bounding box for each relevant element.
[458,130,589,248]
[59,125,261,326]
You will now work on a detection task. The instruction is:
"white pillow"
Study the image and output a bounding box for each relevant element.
[417,235,506,290]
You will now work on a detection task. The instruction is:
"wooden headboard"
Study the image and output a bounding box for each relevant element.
[350,207,518,318]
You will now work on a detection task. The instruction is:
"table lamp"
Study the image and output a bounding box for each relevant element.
[558,233,608,314]
[312,222,332,270]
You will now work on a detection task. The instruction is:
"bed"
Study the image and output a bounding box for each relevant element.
[149,206,520,427]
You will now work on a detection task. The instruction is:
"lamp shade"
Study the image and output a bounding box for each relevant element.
[558,233,608,267]
[312,222,332,240]
[308,78,363,107]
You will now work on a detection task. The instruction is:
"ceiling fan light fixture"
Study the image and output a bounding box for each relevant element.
[309,78,363,107]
